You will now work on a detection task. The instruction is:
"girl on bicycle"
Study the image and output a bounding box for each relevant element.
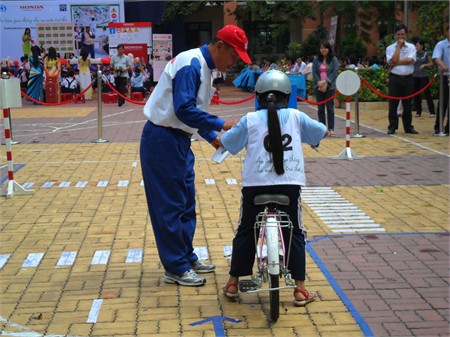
[220,69,327,306]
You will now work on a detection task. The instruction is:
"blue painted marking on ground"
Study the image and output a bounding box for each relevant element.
[190,316,241,337]
[0,164,25,184]
[306,241,375,337]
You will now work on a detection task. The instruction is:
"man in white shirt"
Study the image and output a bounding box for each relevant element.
[432,28,449,135]
[292,56,306,74]
[386,23,418,134]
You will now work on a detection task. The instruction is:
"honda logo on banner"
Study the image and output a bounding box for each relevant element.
[123,44,148,63]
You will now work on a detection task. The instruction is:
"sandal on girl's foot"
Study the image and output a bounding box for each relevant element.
[223,283,239,298]
[293,289,316,307]
[329,130,335,137]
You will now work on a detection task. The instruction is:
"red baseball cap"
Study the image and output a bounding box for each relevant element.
[216,25,251,64]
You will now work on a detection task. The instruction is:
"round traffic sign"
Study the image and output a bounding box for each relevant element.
[336,70,361,96]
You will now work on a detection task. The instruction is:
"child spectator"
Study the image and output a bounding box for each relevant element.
[130,65,147,97]
[60,69,80,95]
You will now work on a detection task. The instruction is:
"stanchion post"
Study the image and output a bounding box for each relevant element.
[0,74,33,199]
[352,69,365,138]
[434,69,447,137]
[92,70,109,143]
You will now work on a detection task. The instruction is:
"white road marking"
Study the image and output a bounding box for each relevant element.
[302,187,385,233]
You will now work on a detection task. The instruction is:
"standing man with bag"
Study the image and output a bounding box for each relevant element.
[111,44,131,107]
[386,24,418,135]
[140,25,251,287]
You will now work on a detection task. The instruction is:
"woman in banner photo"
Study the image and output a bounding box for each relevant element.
[26,45,44,104]
[22,28,34,58]
[44,47,61,103]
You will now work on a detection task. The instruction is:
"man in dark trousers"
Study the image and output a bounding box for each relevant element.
[140,25,251,287]
[386,23,418,135]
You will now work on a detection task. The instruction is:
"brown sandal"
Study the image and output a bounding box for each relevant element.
[223,283,239,298]
[293,289,316,307]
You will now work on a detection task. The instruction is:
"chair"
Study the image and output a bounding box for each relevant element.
[60,93,73,102]
[74,94,86,104]
[212,91,219,105]
[102,93,118,104]
[131,92,143,101]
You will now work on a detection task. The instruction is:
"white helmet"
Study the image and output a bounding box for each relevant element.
[255,69,292,95]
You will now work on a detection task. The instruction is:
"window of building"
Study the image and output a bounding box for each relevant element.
[185,22,212,49]
[251,21,290,55]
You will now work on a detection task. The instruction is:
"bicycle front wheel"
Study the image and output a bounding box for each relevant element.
[269,273,280,322]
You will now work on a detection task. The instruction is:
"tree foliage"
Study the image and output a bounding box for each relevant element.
[162,1,223,22]
[414,1,449,46]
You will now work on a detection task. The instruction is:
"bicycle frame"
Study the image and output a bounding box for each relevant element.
[237,194,297,322]
[250,207,296,292]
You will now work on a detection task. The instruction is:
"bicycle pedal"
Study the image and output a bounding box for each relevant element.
[239,280,259,292]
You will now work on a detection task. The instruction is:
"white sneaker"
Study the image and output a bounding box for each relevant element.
[164,269,205,286]
[191,260,216,274]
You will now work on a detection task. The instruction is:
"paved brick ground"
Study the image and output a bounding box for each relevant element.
[1,85,449,337]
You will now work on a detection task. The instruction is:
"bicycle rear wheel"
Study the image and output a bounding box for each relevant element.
[269,273,280,322]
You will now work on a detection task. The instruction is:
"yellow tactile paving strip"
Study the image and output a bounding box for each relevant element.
[10,106,96,118]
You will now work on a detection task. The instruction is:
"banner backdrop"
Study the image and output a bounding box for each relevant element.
[152,34,172,82]
[108,22,152,63]
[0,0,124,61]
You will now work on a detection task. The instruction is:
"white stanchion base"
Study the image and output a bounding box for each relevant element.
[0,180,34,199]
[335,147,360,160]
[91,138,110,143]
[351,134,366,138]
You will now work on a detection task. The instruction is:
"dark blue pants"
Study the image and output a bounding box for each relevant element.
[140,121,197,275]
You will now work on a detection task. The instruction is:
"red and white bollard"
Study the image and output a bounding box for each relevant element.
[336,96,358,160]
[0,73,33,199]
[0,108,33,198]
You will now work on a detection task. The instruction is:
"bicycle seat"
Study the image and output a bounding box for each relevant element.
[254,194,290,206]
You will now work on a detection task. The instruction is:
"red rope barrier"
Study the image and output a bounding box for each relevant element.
[105,82,146,105]
[212,94,255,105]
[360,74,437,101]
[296,91,341,105]
[21,83,94,106]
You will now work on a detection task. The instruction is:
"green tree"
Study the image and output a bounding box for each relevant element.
[414,1,449,46]
[162,1,222,22]
[230,1,316,57]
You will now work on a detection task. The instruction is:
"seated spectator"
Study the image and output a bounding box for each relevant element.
[345,56,358,69]
[143,61,155,93]
[101,66,115,93]
[130,66,147,97]
[292,56,306,74]
[60,69,80,95]
[301,55,314,80]
[368,56,381,70]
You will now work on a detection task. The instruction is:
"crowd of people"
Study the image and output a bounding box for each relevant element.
[0,28,155,106]
[231,27,448,137]
[0,46,155,105]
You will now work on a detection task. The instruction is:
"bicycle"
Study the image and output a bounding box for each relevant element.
[238,193,296,322]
